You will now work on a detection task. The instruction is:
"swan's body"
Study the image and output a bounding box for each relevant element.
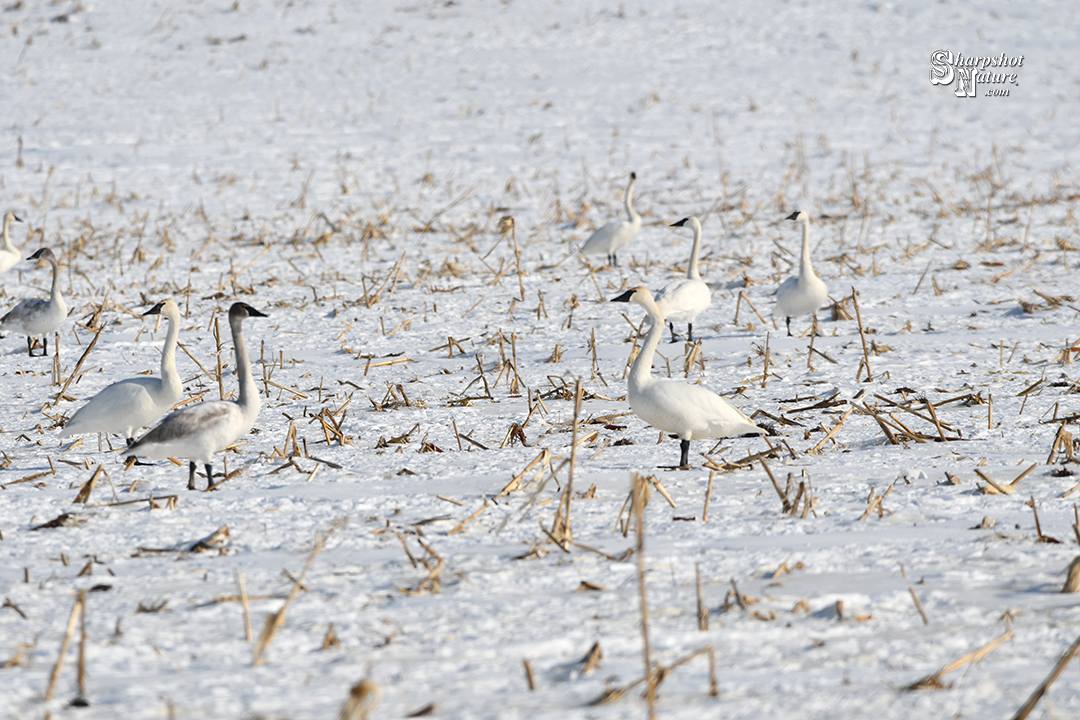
[1,247,67,356]
[62,300,184,446]
[128,302,266,490]
[654,216,712,342]
[0,212,24,276]
[775,210,828,336]
[612,286,762,467]
[580,172,641,266]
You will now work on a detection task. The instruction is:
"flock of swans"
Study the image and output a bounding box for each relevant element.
[0,175,830,483]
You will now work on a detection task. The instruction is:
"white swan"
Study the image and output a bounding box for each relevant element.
[654,216,712,343]
[775,210,828,336]
[612,286,763,468]
[128,302,266,490]
[61,299,184,447]
[1,247,68,356]
[580,172,641,266]
[0,211,24,276]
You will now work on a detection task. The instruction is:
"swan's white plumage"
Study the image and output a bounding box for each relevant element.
[0,212,23,276]
[613,286,762,466]
[654,216,711,342]
[580,172,641,264]
[62,299,184,444]
[1,247,67,356]
[128,302,266,489]
[774,210,828,335]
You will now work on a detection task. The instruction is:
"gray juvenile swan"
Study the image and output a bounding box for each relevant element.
[1,247,67,356]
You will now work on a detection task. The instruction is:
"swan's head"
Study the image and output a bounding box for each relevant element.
[229,302,269,321]
[670,216,701,230]
[629,171,637,181]
[4,211,22,225]
[785,210,809,223]
[144,298,181,319]
[611,286,652,305]
[27,247,57,266]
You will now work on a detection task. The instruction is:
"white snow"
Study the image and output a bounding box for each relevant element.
[1,1,1079,718]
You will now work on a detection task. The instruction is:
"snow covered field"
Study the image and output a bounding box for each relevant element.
[1,1,1079,718]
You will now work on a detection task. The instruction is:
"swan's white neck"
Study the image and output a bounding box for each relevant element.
[797,215,814,280]
[47,257,65,310]
[159,309,182,400]
[2,216,16,252]
[685,218,703,280]
[231,313,260,421]
[628,294,664,392]
[623,178,640,224]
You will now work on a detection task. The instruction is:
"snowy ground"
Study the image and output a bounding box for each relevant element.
[1,1,1079,718]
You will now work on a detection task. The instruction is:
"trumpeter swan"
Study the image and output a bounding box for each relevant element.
[0,212,24,276]
[612,286,762,468]
[580,172,641,266]
[775,210,828,336]
[62,299,184,447]
[654,216,711,342]
[0,247,67,357]
[128,302,267,490]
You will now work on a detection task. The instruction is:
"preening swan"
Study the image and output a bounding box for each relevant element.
[612,286,763,468]
[1,247,68,357]
[62,299,184,447]
[580,172,641,266]
[774,210,828,336]
[654,216,712,343]
[0,211,24,276]
[128,302,267,490]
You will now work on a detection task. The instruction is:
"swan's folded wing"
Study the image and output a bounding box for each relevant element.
[132,402,233,449]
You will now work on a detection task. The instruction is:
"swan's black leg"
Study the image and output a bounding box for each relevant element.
[43,335,48,357]
[687,323,694,342]
[679,439,691,468]
[25,336,33,356]
[785,317,792,337]
[125,437,135,448]
[205,463,214,490]
[187,461,197,491]
[668,322,678,343]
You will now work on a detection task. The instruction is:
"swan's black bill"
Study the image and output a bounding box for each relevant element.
[629,171,637,180]
[671,217,690,228]
[143,302,166,316]
[611,290,635,303]
[785,211,801,221]
[12,214,22,223]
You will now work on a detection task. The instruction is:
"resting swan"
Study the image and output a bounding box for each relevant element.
[580,172,641,266]
[128,302,266,490]
[654,216,711,342]
[775,210,828,336]
[1,247,67,357]
[62,299,184,447]
[0,211,24,276]
[612,286,763,468]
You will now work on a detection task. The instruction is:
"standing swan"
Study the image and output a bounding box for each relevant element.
[775,210,828,336]
[580,172,641,266]
[654,216,712,343]
[612,287,763,468]
[0,211,24,276]
[128,302,267,490]
[62,300,184,447]
[1,247,67,356]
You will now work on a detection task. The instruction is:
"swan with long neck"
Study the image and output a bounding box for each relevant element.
[774,210,828,336]
[1,247,67,356]
[612,286,762,468]
[0,211,24,276]
[654,216,712,342]
[580,172,641,266]
[62,299,184,447]
[128,302,266,490]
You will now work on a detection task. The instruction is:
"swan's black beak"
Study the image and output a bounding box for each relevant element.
[13,214,23,223]
[143,302,166,316]
[670,217,689,228]
[629,171,637,180]
[785,211,800,221]
[611,290,635,303]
